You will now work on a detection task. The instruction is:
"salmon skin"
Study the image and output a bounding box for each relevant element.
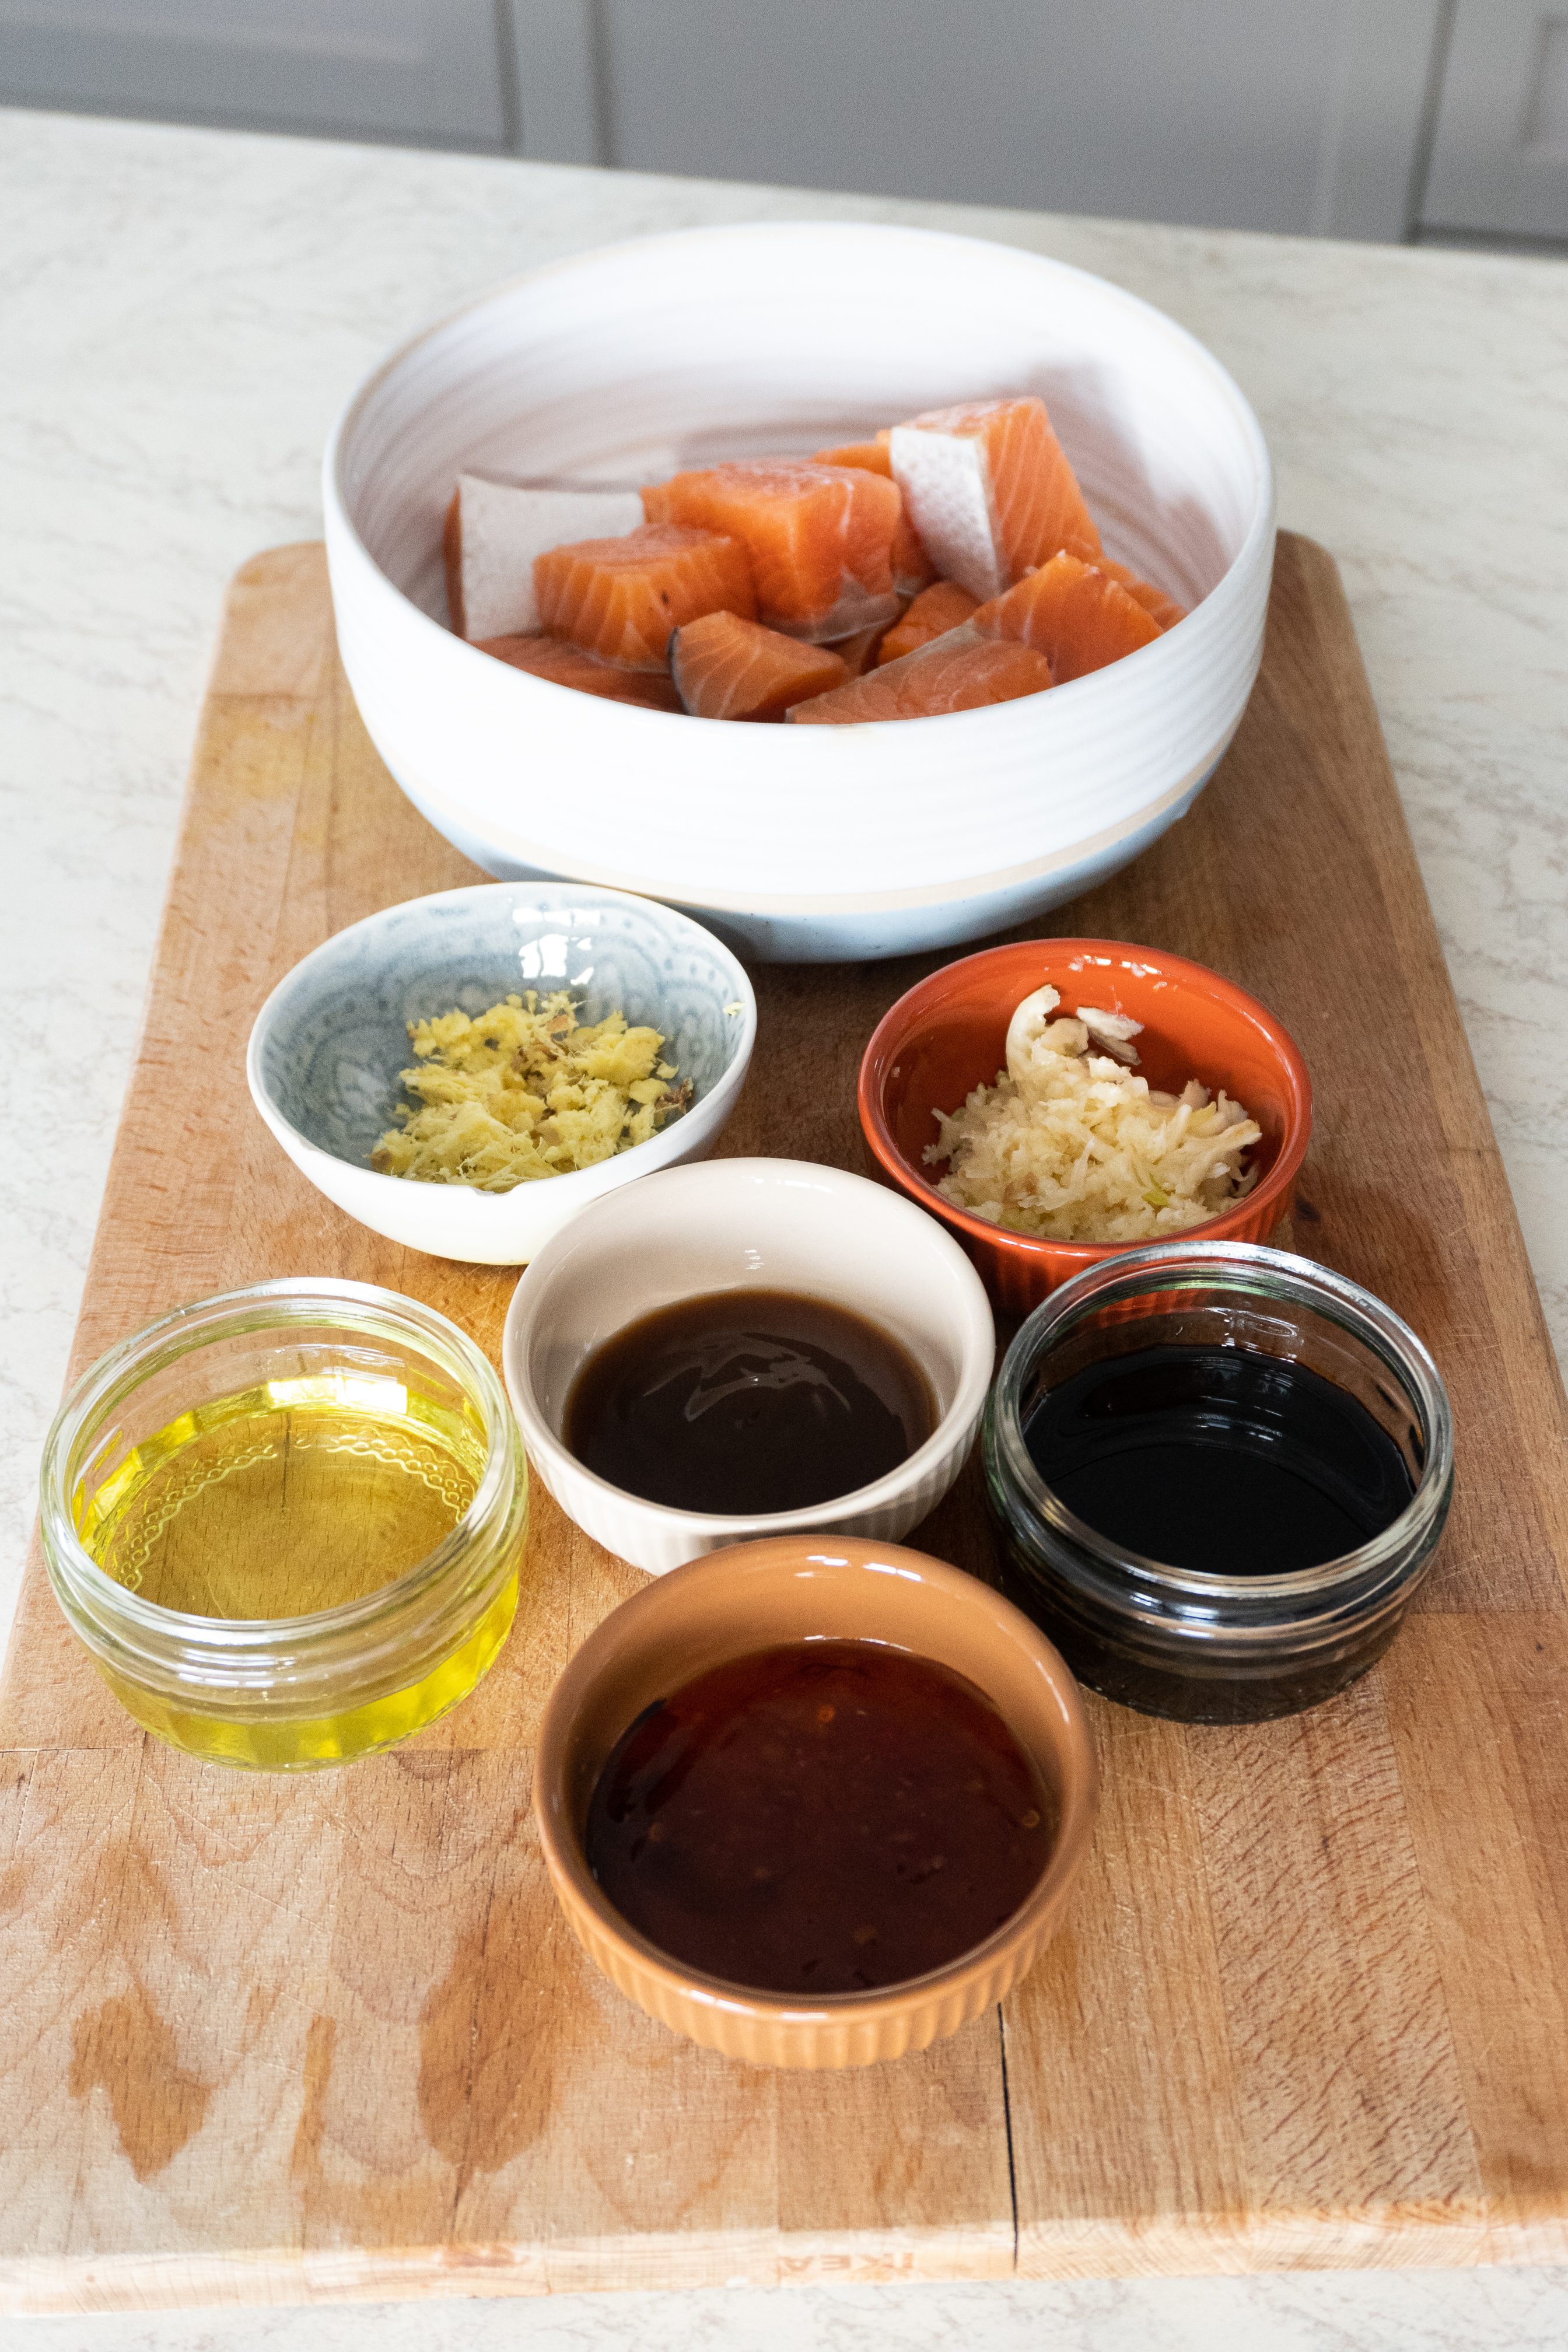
[1095,557,1188,632]
[477,634,682,711]
[877,579,979,665]
[888,396,1100,603]
[445,475,642,639]
[642,461,904,640]
[670,610,848,722]
[974,551,1160,681]
[533,523,755,671]
[788,627,1053,723]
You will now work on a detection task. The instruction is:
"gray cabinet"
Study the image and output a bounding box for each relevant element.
[10,0,1527,248]
[508,0,601,163]
[1420,1,1568,240]
[591,0,1442,240]
[0,0,509,146]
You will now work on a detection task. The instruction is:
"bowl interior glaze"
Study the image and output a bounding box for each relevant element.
[254,883,752,1170]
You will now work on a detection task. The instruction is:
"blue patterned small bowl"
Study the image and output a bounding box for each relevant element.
[247,883,757,1264]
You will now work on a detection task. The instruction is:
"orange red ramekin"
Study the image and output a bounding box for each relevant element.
[858,938,1312,1320]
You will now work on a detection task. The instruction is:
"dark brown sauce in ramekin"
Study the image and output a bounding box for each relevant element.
[565,1290,934,1516]
[585,1640,1054,1994]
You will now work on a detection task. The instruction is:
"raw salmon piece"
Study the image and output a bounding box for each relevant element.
[444,475,642,639]
[828,620,891,677]
[534,523,755,671]
[890,507,937,594]
[1095,557,1188,632]
[888,396,1101,602]
[974,551,1160,682]
[876,579,980,666]
[811,440,935,593]
[670,610,848,722]
[811,439,891,475]
[642,461,901,640]
[788,628,1054,723]
[477,634,682,711]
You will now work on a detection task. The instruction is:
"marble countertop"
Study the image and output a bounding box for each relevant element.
[3,106,1566,2352]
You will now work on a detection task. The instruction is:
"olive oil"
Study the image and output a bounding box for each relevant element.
[75,1372,519,1768]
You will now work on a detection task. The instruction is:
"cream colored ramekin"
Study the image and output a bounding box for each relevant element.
[501,1156,996,1576]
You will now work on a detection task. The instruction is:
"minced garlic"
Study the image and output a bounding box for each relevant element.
[371,991,691,1191]
[925,984,1261,1242]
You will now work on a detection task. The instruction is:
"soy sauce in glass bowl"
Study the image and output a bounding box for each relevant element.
[983,1241,1453,1724]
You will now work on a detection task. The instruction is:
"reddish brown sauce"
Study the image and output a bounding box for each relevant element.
[563,1289,934,1517]
[584,1640,1055,1994]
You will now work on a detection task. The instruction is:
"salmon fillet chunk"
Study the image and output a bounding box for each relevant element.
[811,439,892,476]
[671,611,849,722]
[877,579,979,665]
[974,551,1160,682]
[827,620,890,677]
[534,522,755,671]
[1094,557,1188,633]
[811,438,934,593]
[642,461,904,641]
[476,634,682,710]
[788,628,1054,723]
[888,395,1100,602]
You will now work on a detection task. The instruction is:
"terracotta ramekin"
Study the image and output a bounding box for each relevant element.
[532,1536,1099,2068]
[858,937,1312,1319]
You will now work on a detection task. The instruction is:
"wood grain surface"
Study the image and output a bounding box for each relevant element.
[2,534,1566,2312]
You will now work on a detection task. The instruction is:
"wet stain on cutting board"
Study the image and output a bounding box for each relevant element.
[69,1986,212,2179]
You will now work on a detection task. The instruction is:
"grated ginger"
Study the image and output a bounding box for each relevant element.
[370,991,691,1191]
[924,984,1261,1242]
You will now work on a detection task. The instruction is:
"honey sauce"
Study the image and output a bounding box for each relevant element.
[585,1640,1054,1994]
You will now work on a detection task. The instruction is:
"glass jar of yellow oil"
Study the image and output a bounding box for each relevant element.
[39,1279,528,1769]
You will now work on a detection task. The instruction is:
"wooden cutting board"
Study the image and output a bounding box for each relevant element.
[4,535,1567,2314]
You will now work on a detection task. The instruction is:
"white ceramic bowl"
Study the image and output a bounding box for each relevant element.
[502,1157,996,1575]
[325,220,1275,964]
[247,881,756,1265]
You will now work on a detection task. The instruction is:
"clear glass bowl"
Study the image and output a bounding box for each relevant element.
[39,1278,528,1769]
[982,1242,1453,1723]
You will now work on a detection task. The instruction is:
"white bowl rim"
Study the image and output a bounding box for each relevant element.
[245,877,759,1208]
[501,1154,997,1532]
[323,214,1275,758]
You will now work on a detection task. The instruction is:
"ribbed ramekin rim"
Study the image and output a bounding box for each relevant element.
[530,1534,1101,2037]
